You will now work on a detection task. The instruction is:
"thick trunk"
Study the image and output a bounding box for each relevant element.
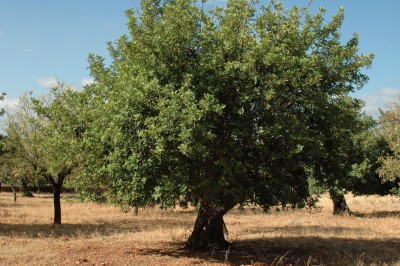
[53,183,62,224]
[330,191,352,216]
[186,198,234,250]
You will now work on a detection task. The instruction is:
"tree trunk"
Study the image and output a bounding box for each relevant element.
[21,179,33,197]
[330,191,352,216]
[133,206,138,216]
[11,185,17,202]
[48,170,69,225]
[53,183,62,224]
[186,198,234,250]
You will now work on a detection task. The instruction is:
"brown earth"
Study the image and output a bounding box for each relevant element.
[1,192,400,265]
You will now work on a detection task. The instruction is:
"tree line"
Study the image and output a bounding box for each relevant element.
[1,0,399,249]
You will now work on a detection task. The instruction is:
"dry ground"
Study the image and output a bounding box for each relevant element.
[0,192,400,266]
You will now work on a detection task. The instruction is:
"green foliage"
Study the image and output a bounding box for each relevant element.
[32,84,82,178]
[307,176,325,196]
[309,103,397,199]
[349,115,397,196]
[1,92,46,190]
[76,0,372,212]
[377,100,400,194]
[306,95,366,193]
[1,85,82,192]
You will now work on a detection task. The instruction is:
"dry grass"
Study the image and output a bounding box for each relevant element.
[1,192,400,265]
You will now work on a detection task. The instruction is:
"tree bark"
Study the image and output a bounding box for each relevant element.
[11,185,17,202]
[53,182,62,224]
[133,206,139,216]
[186,198,234,250]
[48,169,70,225]
[330,191,352,216]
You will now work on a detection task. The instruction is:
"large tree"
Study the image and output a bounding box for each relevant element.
[79,0,372,248]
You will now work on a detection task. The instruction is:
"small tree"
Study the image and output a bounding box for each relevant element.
[4,87,81,224]
[0,93,5,194]
[79,0,372,248]
[3,93,44,198]
[0,146,35,202]
[32,84,83,224]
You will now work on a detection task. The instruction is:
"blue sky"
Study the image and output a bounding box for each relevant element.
[1,1,399,117]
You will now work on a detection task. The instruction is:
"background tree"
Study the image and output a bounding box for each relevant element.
[349,115,398,196]
[2,93,44,198]
[77,0,372,249]
[32,84,83,224]
[0,92,4,193]
[307,95,365,215]
[309,109,397,215]
[3,87,81,224]
[377,99,400,195]
[0,144,34,202]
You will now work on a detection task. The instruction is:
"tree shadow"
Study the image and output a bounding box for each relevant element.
[0,223,139,238]
[242,225,370,236]
[0,214,195,239]
[137,231,400,265]
[354,210,400,218]
[0,201,11,207]
[0,202,22,208]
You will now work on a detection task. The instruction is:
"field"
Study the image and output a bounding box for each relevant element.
[1,192,400,266]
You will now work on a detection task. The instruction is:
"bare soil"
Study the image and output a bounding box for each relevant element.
[1,192,400,265]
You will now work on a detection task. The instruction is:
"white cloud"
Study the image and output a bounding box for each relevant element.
[36,77,58,88]
[81,77,94,87]
[361,88,400,116]
[0,97,18,111]
[0,97,18,134]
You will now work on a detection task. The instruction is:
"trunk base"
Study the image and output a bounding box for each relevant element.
[185,199,234,250]
[331,193,353,216]
[11,186,17,202]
